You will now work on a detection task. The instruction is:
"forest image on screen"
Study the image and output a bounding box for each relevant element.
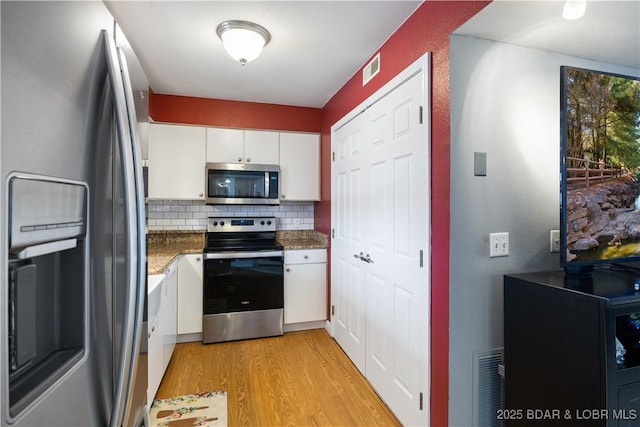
[565,68,640,264]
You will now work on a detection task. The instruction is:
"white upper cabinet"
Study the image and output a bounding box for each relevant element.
[244,130,279,164]
[206,128,279,164]
[279,132,320,201]
[148,123,206,200]
[205,128,243,163]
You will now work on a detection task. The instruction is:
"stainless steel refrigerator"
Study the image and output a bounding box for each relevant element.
[1,2,148,426]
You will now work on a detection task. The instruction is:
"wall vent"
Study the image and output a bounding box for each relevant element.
[362,53,380,86]
[472,348,504,427]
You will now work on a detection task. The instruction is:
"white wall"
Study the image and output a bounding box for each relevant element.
[449,34,640,426]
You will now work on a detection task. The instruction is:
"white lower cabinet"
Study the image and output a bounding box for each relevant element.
[147,261,178,406]
[161,262,178,372]
[177,254,203,336]
[284,249,327,326]
[147,274,164,406]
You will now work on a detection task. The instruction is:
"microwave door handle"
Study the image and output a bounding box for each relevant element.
[264,171,270,198]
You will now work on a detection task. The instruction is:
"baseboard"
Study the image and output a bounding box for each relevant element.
[324,319,333,337]
[177,332,203,343]
[284,320,325,332]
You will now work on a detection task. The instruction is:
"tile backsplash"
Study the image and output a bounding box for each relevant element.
[146,200,314,231]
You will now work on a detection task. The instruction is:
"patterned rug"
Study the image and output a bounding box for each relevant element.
[149,391,227,427]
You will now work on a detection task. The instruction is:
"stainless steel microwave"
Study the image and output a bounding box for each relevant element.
[205,162,280,205]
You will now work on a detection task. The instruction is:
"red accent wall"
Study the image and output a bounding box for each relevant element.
[149,91,322,132]
[316,2,490,425]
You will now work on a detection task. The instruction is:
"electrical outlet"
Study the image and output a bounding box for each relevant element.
[489,232,509,257]
[550,230,560,253]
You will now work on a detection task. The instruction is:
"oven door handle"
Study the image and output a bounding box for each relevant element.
[204,250,284,260]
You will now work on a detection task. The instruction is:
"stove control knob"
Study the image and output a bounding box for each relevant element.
[220,221,225,226]
[212,221,218,226]
[261,221,265,225]
[267,220,272,225]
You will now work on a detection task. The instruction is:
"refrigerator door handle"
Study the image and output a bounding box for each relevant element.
[103,30,139,427]
[117,42,148,426]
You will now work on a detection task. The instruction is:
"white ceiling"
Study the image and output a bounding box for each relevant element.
[107,0,640,110]
[455,0,640,71]
[106,1,422,108]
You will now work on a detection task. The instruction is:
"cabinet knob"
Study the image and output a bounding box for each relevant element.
[304,255,309,259]
[281,194,286,199]
[199,193,203,197]
[246,157,251,163]
[237,157,242,162]
[286,267,291,272]
[196,257,201,261]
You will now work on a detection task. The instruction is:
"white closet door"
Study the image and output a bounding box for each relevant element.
[332,115,368,373]
[332,55,430,427]
[363,70,428,427]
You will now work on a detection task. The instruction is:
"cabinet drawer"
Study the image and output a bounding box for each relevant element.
[285,249,326,264]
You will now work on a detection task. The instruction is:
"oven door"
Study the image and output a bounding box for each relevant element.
[203,250,284,343]
[203,250,284,314]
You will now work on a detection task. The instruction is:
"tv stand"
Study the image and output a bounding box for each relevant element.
[563,263,594,277]
[504,270,640,426]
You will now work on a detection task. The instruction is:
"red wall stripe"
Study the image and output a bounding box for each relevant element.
[149,91,322,132]
[317,2,491,426]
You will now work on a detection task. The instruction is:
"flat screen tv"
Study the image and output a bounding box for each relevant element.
[561,66,640,276]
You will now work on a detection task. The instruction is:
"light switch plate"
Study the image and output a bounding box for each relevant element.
[490,232,509,257]
[550,230,560,253]
[474,152,487,176]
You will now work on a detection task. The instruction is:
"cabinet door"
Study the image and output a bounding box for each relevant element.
[284,250,327,324]
[244,130,279,164]
[162,262,178,373]
[206,128,244,163]
[279,132,320,201]
[147,316,161,405]
[177,254,203,335]
[148,123,206,199]
[147,277,164,405]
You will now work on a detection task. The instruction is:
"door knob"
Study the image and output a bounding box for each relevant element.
[356,252,374,263]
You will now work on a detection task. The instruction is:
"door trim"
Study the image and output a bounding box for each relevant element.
[332,54,431,132]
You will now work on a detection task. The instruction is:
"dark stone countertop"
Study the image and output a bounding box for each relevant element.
[147,229,329,275]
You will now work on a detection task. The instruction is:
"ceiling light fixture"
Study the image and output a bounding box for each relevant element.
[562,0,586,20]
[216,20,271,66]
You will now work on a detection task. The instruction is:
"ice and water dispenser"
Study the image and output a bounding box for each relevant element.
[6,175,88,417]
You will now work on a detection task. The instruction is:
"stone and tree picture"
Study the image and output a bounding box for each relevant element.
[566,69,640,262]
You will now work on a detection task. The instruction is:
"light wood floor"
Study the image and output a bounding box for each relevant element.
[155,328,401,426]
